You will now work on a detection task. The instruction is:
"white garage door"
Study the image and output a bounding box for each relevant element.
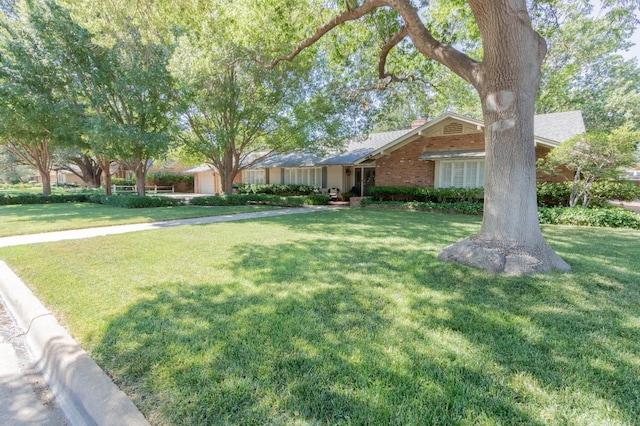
[199,173,216,194]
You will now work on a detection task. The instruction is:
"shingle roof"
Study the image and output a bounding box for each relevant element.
[534,111,585,144]
[248,111,585,169]
[253,129,412,168]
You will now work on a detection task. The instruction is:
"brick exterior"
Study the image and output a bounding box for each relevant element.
[376,133,483,187]
[375,132,569,187]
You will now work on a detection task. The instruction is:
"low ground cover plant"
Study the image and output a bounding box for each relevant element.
[1,209,638,424]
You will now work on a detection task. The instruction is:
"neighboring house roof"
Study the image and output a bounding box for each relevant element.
[245,111,585,170]
[183,165,216,174]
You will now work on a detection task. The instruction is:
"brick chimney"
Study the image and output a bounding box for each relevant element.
[411,118,428,129]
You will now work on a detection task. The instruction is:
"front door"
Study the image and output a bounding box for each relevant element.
[354,167,375,196]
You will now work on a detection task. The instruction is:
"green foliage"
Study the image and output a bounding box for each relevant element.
[110,178,135,186]
[368,186,484,203]
[190,194,329,207]
[537,181,640,207]
[538,206,640,229]
[361,199,484,215]
[146,172,193,186]
[0,193,89,205]
[536,182,572,207]
[542,128,639,207]
[234,183,317,195]
[86,194,183,208]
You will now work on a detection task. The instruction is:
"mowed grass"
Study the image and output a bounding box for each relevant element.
[1,209,639,425]
[0,203,280,237]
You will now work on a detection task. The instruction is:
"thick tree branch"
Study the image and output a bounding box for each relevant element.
[269,0,481,87]
[268,0,388,69]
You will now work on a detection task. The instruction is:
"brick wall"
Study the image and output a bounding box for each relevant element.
[376,133,483,187]
[375,133,571,187]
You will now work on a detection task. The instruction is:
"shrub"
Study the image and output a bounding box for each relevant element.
[0,193,89,205]
[537,180,640,207]
[536,182,572,207]
[190,194,327,207]
[302,194,330,205]
[111,178,135,186]
[234,183,317,195]
[368,186,484,203]
[87,194,183,208]
[361,199,483,215]
[147,172,194,186]
[538,206,640,229]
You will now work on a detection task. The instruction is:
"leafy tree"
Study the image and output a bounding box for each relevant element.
[0,1,81,195]
[64,0,373,195]
[23,0,175,196]
[534,1,640,132]
[541,127,639,207]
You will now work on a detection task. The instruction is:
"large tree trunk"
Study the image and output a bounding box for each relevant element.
[135,165,146,197]
[438,0,570,275]
[39,169,52,196]
[96,157,113,195]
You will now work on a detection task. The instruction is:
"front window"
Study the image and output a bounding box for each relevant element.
[437,160,485,188]
[243,169,266,184]
[283,167,322,187]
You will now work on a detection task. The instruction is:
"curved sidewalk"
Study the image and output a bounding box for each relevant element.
[0,205,335,248]
[0,205,337,425]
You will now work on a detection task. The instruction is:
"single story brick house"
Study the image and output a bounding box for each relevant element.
[188,111,585,195]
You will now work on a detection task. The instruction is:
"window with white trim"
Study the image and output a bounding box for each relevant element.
[283,167,322,187]
[243,169,266,184]
[437,160,485,188]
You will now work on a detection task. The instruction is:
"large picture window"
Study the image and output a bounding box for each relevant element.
[437,160,485,188]
[243,169,266,184]
[283,167,322,187]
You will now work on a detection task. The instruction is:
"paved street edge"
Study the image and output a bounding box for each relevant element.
[0,261,149,426]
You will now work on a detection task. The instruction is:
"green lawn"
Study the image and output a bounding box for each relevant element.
[0,203,280,237]
[1,209,639,425]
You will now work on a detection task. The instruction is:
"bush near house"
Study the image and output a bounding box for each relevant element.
[368,186,484,203]
[234,183,317,196]
[190,194,330,207]
[537,181,640,207]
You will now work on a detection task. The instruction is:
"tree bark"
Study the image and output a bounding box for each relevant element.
[135,165,146,197]
[39,169,52,196]
[438,0,571,274]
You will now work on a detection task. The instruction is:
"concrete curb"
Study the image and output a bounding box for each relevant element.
[0,261,149,426]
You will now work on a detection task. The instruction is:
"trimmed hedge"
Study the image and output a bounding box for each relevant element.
[190,194,330,207]
[368,186,484,203]
[538,206,640,229]
[234,183,318,196]
[87,194,184,208]
[0,193,89,205]
[361,199,484,215]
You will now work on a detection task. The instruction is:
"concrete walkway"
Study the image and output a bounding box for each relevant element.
[0,205,336,248]
[0,205,338,424]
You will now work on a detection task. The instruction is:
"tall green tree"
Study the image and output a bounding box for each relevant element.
[534,1,640,132]
[0,1,80,195]
[64,0,373,195]
[25,0,175,196]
